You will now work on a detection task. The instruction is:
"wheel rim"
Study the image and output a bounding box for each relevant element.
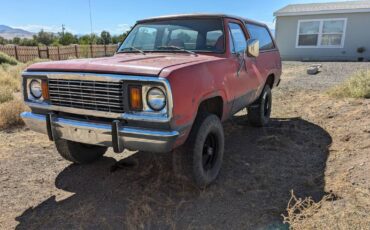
[264,93,270,117]
[202,133,218,171]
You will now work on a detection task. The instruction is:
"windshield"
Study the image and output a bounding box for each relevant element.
[118,18,225,54]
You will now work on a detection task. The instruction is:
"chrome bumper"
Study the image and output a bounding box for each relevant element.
[21,112,179,153]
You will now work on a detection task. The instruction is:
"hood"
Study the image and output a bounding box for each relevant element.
[26,53,217,76]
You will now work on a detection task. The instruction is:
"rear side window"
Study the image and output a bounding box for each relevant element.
[246,24,275,51]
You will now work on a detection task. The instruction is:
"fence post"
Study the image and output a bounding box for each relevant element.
[14,45,19,61]
[104,45,107,56]
[46,46,50,59]
[90,44,93,58]
[57,46,60,60]
[37,46,41,59]
[75,45,79,58]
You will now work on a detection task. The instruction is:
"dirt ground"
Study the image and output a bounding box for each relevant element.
[0,62,369,229]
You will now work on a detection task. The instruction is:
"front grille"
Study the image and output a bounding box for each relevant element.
[48,79,125,113]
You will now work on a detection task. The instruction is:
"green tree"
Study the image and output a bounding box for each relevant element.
[78,35,92,45]
[112,32,128,44]
[12,37,21,45]
[33,30,56,46]
[59,32,78,45]
[19,38,38,46]
[0,36,6,45]
[100,31,112,44]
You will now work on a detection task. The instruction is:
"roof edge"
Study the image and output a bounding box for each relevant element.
[274,8,370,17]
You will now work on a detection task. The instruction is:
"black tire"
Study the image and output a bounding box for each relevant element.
[247,85,272,127]
[55,139,107,164]
[172,113,224,188]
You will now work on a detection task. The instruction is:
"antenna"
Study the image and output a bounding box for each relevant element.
[88,0,94,43]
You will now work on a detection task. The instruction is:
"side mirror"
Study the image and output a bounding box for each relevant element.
[246,39,259,57]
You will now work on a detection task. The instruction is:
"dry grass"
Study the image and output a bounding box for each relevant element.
[0,63,25,93]
[282,189,370,230]
[328,70,370,99]
[0,52,19,65]
[0,86,14,103]
[0,56,49,130]
[282,191,336,229]
[0,99,27,129]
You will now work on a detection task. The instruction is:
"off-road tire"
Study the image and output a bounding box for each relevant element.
[55,139,107,164]
[172,113,224,188]
[247,85,272,127]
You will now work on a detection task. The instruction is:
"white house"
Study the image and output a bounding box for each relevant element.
[274,0,370,61]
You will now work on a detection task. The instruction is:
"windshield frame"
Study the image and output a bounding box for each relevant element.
[117,17,226,55]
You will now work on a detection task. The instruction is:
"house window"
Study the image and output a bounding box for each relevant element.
[297,19,347,48]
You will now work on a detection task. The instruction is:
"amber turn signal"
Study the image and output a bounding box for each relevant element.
[41,80,49,100]
[129,86,143,111]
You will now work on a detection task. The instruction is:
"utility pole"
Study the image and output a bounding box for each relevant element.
[61,24,65,36]
[88,0,94,44]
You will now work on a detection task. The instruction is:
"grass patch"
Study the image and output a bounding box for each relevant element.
[0,52,19,65]
[328,70,370,99]
[0,58,49,130]
[0,99,27,129]
[0,64,25,92]
[0,86,14,103]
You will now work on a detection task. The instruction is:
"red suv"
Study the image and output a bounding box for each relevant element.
[21,14,281,188]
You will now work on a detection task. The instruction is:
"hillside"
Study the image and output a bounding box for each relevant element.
[0,25,34,39]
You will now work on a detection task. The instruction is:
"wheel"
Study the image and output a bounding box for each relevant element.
[172,113,224,188]
[55,139,107,164]
[247,85,272,127]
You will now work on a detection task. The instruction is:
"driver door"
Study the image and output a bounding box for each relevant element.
[227,20,255,114]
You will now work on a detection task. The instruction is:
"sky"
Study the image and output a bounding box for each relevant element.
[0,0,346,35]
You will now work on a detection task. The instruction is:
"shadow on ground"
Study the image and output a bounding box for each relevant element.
[15,115,332,229]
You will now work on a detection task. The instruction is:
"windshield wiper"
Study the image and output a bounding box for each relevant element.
[157,46,197,56]
[118,47,146,55]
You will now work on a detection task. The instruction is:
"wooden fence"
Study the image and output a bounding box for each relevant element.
[0,44,119,62]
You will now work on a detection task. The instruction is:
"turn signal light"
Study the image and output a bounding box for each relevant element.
[129,86,143,111]
[41,80,49,100]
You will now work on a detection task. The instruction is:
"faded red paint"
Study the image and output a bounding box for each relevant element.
[26,16,282,149]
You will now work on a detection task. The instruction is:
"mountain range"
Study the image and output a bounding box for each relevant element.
[0,25,34,39]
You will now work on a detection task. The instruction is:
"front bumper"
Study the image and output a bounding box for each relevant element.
[21,112,179,153]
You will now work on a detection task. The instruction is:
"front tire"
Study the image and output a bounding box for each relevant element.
[172,113,224,188]
[247,85,272,127]
[55,139,107,164]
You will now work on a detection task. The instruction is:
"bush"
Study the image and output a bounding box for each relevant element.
[0,63,25,92]
[328,70,370,98]
[0,52,19,65]
[0,99,27,129]
[0,87,14,103]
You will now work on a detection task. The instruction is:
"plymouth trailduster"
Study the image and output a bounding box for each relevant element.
[21,14,281,187]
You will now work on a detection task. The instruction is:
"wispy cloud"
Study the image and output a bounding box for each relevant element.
[112,24,131,34]
[260,20,276,30]
[11,24,76,34]
[12,23,132,35]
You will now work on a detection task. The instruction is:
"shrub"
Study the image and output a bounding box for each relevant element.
[0,63,25,92]
[0,52,19,65]
[328,70,370,99]
[0,99,27,129]
[0,86,14,103]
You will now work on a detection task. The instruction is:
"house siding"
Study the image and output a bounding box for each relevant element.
[276,12,370,61]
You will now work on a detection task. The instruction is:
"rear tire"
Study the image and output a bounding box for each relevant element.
[247,85,272,127]
[55,139,107,164]
[172,113,224,188]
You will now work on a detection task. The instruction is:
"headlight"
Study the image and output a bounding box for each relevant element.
[146,87,166,111]
[29,79,42,99]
